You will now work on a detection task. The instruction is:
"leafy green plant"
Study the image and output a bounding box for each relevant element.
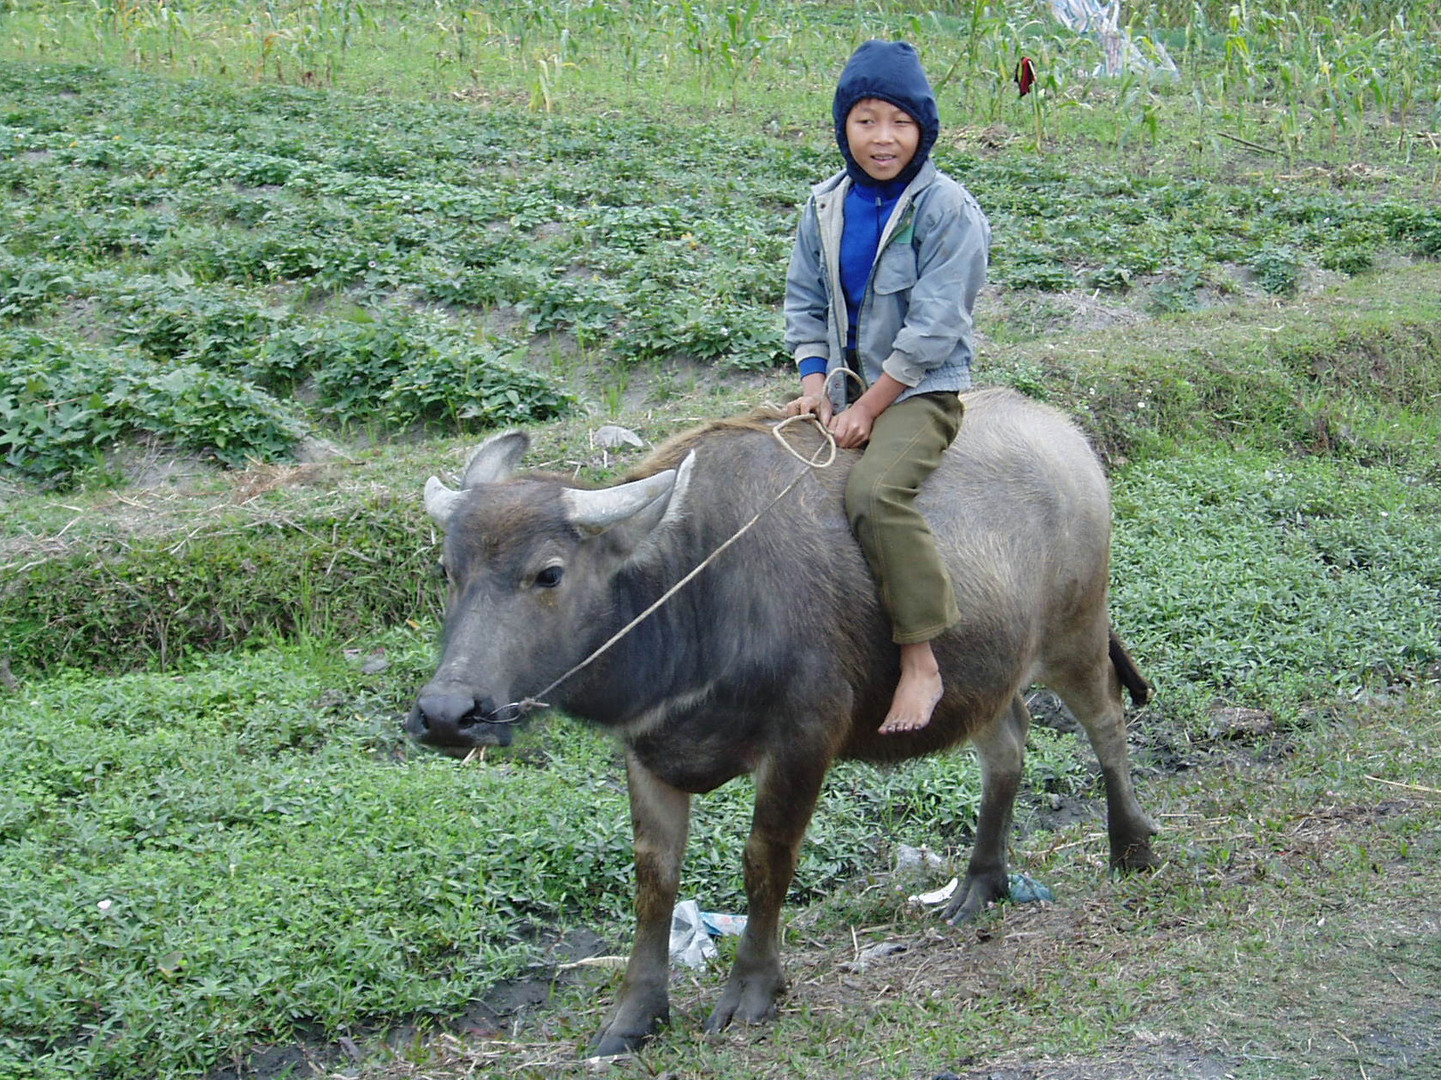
[1249,244,1302,295]
[0,255,78,321]
[1146,269,1202,314]
[0,329,304,485]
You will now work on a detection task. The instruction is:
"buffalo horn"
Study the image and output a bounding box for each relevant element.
[424,476,464,527]
[562,466,682,531]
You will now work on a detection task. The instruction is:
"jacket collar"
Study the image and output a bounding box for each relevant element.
[811,158,938,202]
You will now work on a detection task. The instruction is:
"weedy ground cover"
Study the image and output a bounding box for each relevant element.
[2,48,1440,488]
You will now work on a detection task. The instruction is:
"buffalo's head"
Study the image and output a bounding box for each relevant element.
[406,430,694,751]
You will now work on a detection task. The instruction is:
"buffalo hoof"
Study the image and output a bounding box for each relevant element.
[942,869,1009,924]
[588,1025,653,1059]
[1111,838,1162,874]
[588,975,672,1059]
[587,1034,646,1059]
[704,971,784,1034]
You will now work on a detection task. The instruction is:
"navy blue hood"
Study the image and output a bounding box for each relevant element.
[832,40,940,188]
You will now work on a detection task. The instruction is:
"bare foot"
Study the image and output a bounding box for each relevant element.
[878,642,943,734]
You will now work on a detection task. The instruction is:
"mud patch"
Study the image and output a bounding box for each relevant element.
[1025,689,1081,736]
[1024,792,1101,834]
[451,928,614,1039]
[204,929,615,1079]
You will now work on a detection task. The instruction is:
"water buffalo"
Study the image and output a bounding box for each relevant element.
[408,387,1158,1056]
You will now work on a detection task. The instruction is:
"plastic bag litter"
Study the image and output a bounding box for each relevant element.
[668,902,749,968]
[906,873,1054,906]
[668,899,717,968]
[700,911,748,937]
[1047,0,1178,79]
[894,844,948,873]
[908,877,960,905]
[1007,872,1055,903]
[593,424,645,450]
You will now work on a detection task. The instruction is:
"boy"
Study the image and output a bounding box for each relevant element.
[782,40,991,735]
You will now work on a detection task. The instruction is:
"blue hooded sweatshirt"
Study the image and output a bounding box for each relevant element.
[803,40,944,371]
[785,41,990,404]
[832,40,940,190]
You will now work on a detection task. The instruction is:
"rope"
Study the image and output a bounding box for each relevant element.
[499,408,843,722]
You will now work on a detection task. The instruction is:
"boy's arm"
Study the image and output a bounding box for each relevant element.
[782,199,837,425]
[783,201,831,377]
[881,188,990,388]
[827,373,905,448]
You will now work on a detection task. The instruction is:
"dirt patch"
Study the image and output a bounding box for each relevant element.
[204,930,616,1079]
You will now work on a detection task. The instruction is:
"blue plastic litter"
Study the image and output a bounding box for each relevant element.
[700,911,748,936]
[1007,872,1054,903]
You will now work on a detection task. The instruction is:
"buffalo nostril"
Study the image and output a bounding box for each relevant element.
[418,692,478,728]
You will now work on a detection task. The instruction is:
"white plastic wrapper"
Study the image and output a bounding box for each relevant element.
[668,899,717,968]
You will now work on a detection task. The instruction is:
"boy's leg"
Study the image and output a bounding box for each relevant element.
[844,392,964,732]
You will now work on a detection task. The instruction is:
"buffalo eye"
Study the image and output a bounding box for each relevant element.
[534,563,564,589]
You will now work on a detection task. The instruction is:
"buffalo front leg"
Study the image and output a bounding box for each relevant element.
[944,694,1029,923]
[590,751,691,1057]
[704,750,827,1035]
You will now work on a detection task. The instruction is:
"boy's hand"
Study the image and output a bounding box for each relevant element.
[783,392,833,426]
[828,402,875,448]
[828,372,906,448]
[783,372,833,427]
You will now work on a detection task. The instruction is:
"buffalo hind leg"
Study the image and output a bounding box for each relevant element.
[944,694,1030,923]
[705,749,828,1034]
[590,751,691,1057]
[1054,657,1159,872]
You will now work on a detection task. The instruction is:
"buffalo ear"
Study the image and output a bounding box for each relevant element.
[462,431,530,488]
[423,431,530,529]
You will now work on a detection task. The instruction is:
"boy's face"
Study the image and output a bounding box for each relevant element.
[845,98,920,183]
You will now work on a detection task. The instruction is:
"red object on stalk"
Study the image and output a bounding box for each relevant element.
[1014,56,1037,97]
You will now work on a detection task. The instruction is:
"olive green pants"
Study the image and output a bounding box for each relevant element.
[844,392,964,645]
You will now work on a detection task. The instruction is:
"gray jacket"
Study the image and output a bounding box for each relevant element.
[784,159,990,410]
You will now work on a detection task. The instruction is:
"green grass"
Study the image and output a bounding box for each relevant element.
[0,631,615,1076]
[2,52,1439,488]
